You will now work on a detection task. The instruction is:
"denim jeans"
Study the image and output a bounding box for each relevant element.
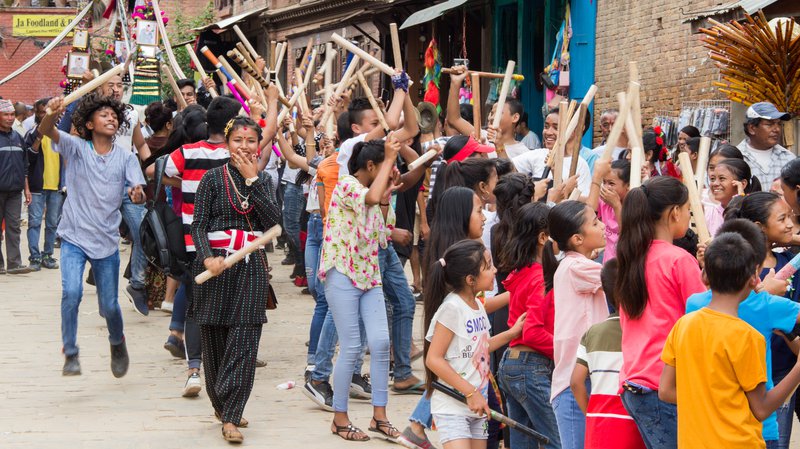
[325,269,390,411]
[409,394,433,429]
[60,240,124,356]
[120,195,146,289]
[552,381,589,449]
[305,213,325,363]
[498,350,562,449]
[27,190,62,261]
[169,283,187,332]
[282,182,306,264]
[776,390,796,449]
[311,309,366,381]
[621,390,677,449]
[378,244,415,381]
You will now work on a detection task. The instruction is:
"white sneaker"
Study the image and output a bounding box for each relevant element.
[182,372,202,397]
[160,301,174,314]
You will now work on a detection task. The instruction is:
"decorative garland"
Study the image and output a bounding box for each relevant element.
[423,38,442,114]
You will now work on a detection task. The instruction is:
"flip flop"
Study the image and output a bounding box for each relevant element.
[392,379,425,395]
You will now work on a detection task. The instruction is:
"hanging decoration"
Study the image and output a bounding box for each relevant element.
[128,0,170,106]
[62,0,94,96]
[423,38,442,114]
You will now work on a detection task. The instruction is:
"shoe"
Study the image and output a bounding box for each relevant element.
[304,365,315,383]
[256,358,267,368]
[397,425,433,449]
[7,265,33,274]
[0,266,5,275]
[182,372,202,397]
[62,354,81,376]
[125,285,149,316]
[294,276,307,287]
[110,340,129,378]
[164,335,185,359]
[160,300,174,313]
[264,242,274,253]
[281,256,296,266]
[42,255,59,269]
[275,240,286,250]
[29,259,41,272]
[54,238,61,249]
[86,270,95,285]
[301,287,311,295]
[350,373,372,400]
[303,380,334,412]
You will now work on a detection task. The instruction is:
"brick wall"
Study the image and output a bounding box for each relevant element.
[594,0,724,140]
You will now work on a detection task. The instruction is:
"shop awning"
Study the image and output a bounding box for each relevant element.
[192,6,269,32]
[682,0,779,22]
[400,0,469,30]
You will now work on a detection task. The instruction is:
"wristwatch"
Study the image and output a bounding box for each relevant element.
[245,176,260,186]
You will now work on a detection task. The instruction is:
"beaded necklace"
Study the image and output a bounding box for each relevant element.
[223,164,254,214]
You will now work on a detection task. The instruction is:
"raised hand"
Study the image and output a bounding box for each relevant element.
[230,148,259,179]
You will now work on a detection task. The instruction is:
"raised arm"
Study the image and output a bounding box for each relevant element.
[446,66,474,137]
[39,97,65,143]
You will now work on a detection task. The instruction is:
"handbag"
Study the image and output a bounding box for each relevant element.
[240,180,278,310]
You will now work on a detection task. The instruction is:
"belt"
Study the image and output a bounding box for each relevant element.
[506,347,547,360]
[208,229,263,255]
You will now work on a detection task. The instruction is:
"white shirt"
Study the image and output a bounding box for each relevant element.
[503,141,531,159]
[336,134,368,176]
[512,148,592,194]
[590,144,626,161]
[116,108,139,153]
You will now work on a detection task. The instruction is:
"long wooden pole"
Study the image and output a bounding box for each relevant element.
[195,225,282,285]
[491,60,516,156]
[695,136,712,191]
[356,71,389,130]
[331,33,412,86]
[390,23,403,69]
[150,0,186,79]
[232,25,259,61]
[568,104,587,178]
[164,64,188,110]
[602,92,630,160]
[471,73,482,140]
[319,54,361,127]
[552,100,568,186]
[442,67,525,81]
[184,44,218,97]
[47,63,126,113]
[678,152,711,243]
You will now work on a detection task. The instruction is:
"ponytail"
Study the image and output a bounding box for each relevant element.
[348,139,385,175]
[616,176,688,319]
[423,240,487,396]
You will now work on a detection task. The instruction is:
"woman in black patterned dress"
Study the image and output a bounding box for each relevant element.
[191,116,281,443]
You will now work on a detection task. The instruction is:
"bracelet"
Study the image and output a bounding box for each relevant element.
[465,387,478,399]
[592,181,602,188]
[380,202,390,207]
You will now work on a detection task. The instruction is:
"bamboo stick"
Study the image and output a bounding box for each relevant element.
[184,44,218,97]
[471,73,482,140]
[678,152,711,244]
[442,67,525,81]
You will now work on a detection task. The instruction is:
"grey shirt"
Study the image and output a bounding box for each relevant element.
[54,130,145,259]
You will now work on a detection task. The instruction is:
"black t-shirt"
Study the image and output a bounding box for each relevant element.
[393,174,423,260]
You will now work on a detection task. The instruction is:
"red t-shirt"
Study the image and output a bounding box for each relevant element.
[618,240,705,390]
[503,263,555,359]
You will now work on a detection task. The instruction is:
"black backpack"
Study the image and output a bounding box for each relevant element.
[140,155,189,282]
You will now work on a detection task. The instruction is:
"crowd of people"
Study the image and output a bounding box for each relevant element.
[2,56,800,449]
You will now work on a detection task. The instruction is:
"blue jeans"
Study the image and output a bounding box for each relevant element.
[282,182,305,263]
[120,195,146,289]
[552,382,588,449]
[325,269,390,411]
[498,350,562,449]
[776,390,796,449]
[305,213,325,363]
[621,390,677,449]
[27,190,62,261]
[169,283,187,332]
[311,309,365,381]
[60,240,124,356]
[378,244,415,381]
[409,394,433,428]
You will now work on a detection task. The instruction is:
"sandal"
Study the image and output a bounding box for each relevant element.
[331,422,371,442]
[215,411,249,428]
[369,418,400,443]
[221,426,243,444]
[392,377,426,395]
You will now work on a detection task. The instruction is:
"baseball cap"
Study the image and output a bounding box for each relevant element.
[0,99,13,113]
[746,102,791,121]
[447,136,495,163]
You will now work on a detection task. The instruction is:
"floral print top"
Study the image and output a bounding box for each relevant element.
[319,175,395,290]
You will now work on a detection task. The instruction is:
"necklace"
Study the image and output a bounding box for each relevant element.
[224,165,253,213]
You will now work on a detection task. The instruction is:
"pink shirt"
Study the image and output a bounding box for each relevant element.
[619,240,705,391]
[552,252,609,400]
[703,200,724,238]
[598,200,619,263]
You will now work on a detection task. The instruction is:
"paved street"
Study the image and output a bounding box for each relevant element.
[0,232,431,448]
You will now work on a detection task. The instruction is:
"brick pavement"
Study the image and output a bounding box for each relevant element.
[0,233,434,448]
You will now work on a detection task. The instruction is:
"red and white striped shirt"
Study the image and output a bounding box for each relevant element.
[165,140,229,252]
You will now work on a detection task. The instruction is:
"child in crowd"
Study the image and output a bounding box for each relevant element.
[615,176,706,449]
[688,218,800,448]
[586,159,631,262]
[571,258,645,449]
[548,200,609,449]
[497,202,561,449]
[424,239,525,449]
[39,94,146,377]
[705,158,761,236]
[660,232,800,449]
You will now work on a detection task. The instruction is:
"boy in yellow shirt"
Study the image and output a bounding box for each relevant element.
[660,232,800,449]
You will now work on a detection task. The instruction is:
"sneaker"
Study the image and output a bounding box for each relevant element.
[7,265,33,274]
[164,335,185,359]
[302,380,334,412]
[349,373,372,400]
[110,340,129,378]
[42,255,59,269]
[182,372,202,397]
[62,354,81,376]
[397,425,433,449]
[304,365,315,383]
[160,300,174,313]
[28,259,42,272]
[125,285,149,316]
[281,255,296,266]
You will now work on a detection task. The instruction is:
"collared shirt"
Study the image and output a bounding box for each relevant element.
[737,139,795,191]
[0,128,29,192]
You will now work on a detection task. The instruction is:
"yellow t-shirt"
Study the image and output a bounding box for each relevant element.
[41,136,59,191]
[662,307,767,449]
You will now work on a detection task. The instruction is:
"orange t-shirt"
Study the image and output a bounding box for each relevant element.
[317,154,340,216]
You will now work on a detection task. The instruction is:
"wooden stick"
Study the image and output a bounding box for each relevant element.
[408,149,438,171]
[319,54,361,128]
[491,60,516,156]
[298,37,314,75]
[678,152,711,244]
[627,114,643,188]
[562,85,597,145]
[552,100,568,186]
[302,48,318,91]
[569,188,582,201]
[356,71,389,131]
[150,0,185,79]
[442,67,525,81]
[195,225,282,285]
[236,43,258,72]
[269,40,277,70]
[274,42,287,76]
[48,63,127,113]
[390,23,403,69]
[471,73,482,140]
[568,104,587,178]
[164,64,188,110]
[695,136,712,191]
[227,49,292,108]
[323,43,334,87]
[218,56,254,101]
[232,25,259,61]
[331,33,412,86]
[602,92,630,160]
[277,84,306,124]
[295,68,311,114]
[184,44,218,97]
